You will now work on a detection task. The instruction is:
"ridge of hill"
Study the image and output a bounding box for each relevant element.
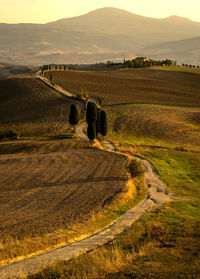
[140,36,200,65]
[0,7,200,65]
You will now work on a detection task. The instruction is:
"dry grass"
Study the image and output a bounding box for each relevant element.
[46,69,200,107]
[0,77,83,137]
[106,104,200,150]
[28,203,200,279]
[150,65,200,75]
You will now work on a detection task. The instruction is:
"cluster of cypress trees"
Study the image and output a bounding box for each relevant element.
[69,101,107,144]
[86,102,107,144]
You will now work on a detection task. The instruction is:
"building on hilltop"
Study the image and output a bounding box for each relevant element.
[135,57,151,63]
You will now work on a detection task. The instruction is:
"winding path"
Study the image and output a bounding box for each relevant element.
[0,74,171,279]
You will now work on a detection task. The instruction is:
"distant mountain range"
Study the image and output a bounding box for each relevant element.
[0,7,199,65]
[140,36,200,65]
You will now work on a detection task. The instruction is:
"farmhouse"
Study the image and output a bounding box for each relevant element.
[135,57,151,63]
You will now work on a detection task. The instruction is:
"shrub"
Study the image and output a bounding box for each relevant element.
[129,159,144,178]
[76,93,85,100]
[0,133,5,140]
[6,130,18,140]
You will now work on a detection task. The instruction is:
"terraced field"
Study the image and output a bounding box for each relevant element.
[46,68,200,106]
[0,76,83,137]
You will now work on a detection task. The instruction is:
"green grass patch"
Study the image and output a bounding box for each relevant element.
[141,149,200,198]
[170,201,200,219]
[107,129,175,149]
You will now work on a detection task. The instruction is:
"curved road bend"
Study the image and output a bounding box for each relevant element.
[0,77,171,279]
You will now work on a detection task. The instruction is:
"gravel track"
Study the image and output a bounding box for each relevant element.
[0,73,171,278]
[0,125,171,279]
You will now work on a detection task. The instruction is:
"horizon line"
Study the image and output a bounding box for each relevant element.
[0,6,199,25]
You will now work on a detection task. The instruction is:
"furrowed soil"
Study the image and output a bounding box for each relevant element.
[0,75,130,263]
[0,140,128,261]
[0,77,83,137]
[46,69,200,106]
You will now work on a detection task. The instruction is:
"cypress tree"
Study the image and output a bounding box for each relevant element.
[100,110,107,137]
[69,104,79,131]
[87,123,96,144]
[86,102,97,124]
[96,108,101,135]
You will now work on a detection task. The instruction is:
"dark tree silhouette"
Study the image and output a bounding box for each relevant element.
[69,104,79,131]
[96,108,101,135]
[100,110,107,137]
[87,123,96,145]
[86,102,97,124]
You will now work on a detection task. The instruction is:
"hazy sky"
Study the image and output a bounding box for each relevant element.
[1,0,200,23]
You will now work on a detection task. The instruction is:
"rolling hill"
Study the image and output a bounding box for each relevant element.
[141,36,200,65]
[0,77,82,136]
[45,68,200,107]
[0,7,200,65]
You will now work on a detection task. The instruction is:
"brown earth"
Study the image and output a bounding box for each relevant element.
[107,104,200,149]
[0,77,83,136]
[46,69,200,107]
[0,140,128,240]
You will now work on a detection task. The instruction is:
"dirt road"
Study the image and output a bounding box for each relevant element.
[0,73,171,278]
[0,122,171,279]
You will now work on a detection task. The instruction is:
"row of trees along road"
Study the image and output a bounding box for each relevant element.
[86,102,107,144]
[69,102,107,144]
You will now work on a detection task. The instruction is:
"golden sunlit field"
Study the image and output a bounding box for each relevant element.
[106,104,200,150]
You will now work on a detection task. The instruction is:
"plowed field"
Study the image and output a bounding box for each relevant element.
[0,140,128,240]
[0,77,83,136]
[46,69,200,107]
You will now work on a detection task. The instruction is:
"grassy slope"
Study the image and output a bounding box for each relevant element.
[150,65,200,75]
[106,104,200,151]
